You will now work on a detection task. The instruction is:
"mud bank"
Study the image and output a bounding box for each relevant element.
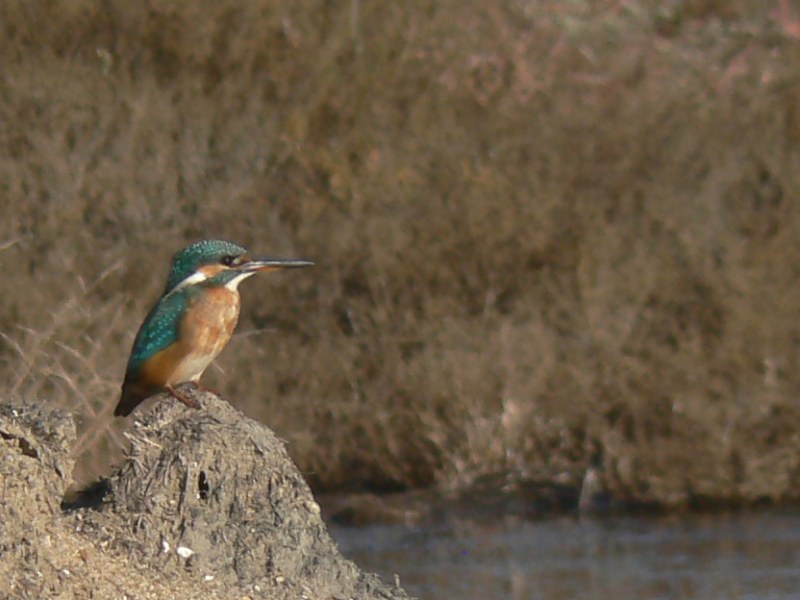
[0,396,411,599]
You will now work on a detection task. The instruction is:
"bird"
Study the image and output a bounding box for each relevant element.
[113,239,312,417]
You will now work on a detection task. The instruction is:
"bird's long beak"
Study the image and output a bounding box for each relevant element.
[239,257,314,273]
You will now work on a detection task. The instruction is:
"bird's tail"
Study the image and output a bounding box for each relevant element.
[114,382,148,417]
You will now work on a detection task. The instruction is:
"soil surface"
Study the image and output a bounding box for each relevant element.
[0,394,411,599]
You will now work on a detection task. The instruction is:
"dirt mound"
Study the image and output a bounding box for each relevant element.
[0,402,77,596]
[0,396,411,599]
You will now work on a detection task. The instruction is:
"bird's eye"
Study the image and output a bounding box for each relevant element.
[221,255,237,267]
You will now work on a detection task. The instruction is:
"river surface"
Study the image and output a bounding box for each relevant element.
[330,512,800,599]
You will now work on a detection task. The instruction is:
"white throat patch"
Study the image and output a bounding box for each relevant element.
[168,268,255,295]
[225,271,256,291]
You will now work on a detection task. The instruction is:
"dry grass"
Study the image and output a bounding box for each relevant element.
[2,0,800,506]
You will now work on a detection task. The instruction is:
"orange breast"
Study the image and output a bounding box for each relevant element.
[169,287,241,384]
[136,287,241,388]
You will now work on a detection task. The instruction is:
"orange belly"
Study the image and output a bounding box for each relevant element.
[139,287,241,388]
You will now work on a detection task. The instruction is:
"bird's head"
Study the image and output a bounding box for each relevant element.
[164,240,313,294]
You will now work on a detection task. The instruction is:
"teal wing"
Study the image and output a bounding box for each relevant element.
[125,291,190,377]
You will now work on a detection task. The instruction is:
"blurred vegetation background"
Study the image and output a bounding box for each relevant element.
[2,0,800,508]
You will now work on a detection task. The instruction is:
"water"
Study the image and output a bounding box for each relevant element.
[330,512,800,599]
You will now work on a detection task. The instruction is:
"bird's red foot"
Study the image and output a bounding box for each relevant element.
[166,384,201,409]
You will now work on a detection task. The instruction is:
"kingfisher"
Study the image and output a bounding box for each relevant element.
[113,239,312,417]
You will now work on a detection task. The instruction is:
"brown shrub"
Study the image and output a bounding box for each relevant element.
[1,0,799,507]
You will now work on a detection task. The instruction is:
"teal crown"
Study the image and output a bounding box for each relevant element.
[164,240,247,293]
